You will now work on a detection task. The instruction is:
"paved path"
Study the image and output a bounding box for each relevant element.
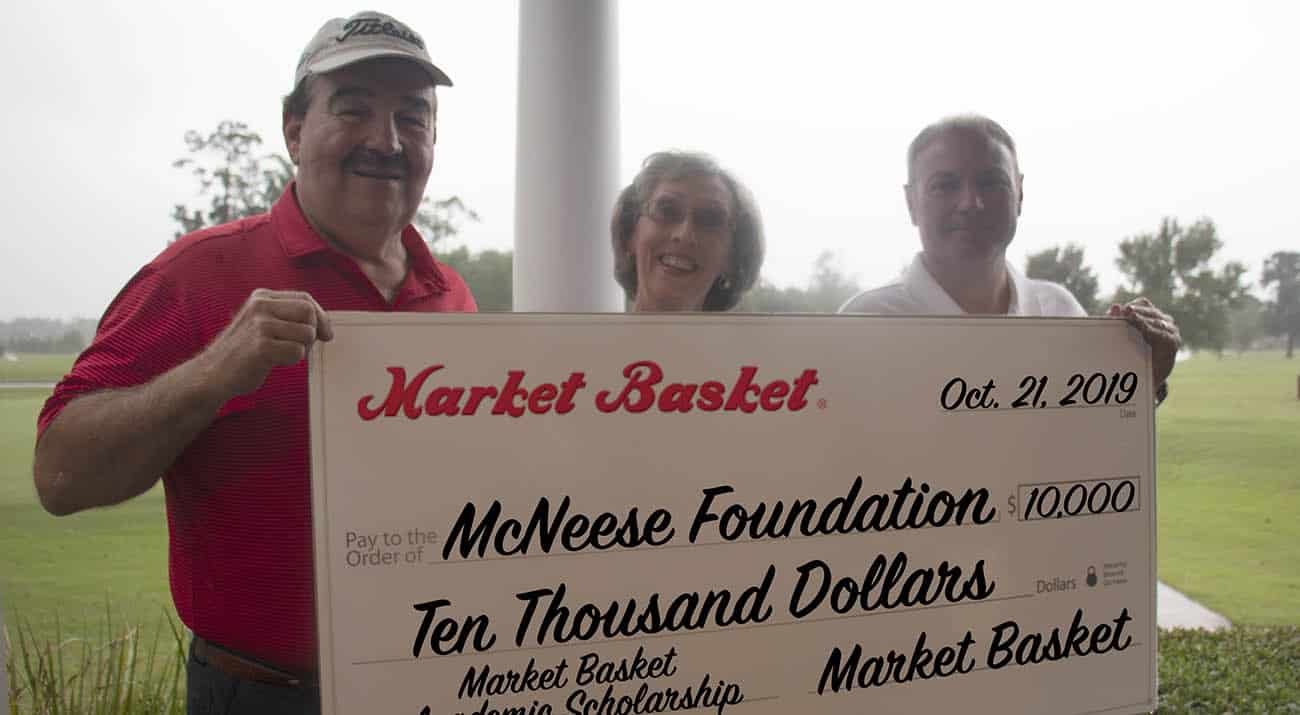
[1158,581,1231,630]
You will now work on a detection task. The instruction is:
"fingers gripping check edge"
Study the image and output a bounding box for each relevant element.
[201,289,335,400]
[246,289,334,367]
[1123,303,1183,349]
[248,289,334,342]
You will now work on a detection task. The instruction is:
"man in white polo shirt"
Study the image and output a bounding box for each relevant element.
[840,114,1180,393]
[845,251,1087,317]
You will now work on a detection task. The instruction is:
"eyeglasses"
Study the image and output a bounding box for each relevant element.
[641,196,733,236]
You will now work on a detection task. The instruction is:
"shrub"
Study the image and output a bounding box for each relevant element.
[5,608,185,715]
[1158,626,1300,713]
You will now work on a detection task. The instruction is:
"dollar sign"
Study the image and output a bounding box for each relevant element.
[1007,494,1017,515]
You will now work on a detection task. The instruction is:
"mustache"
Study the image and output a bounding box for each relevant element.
[344,148,407,176]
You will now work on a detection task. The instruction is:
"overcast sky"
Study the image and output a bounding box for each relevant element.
[2,0,1297,321]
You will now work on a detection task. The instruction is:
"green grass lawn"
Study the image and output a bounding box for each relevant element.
[1155,351,1300,625]
[0,353,76,383]
[0,387,174,650]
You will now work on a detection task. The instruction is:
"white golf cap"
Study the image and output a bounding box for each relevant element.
[293,11,453,88]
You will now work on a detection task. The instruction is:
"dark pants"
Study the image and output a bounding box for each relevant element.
[186,639,320,715]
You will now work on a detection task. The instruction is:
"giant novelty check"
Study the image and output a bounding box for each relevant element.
[309,313,1157,715]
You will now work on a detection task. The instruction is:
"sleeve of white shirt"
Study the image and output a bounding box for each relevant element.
[1027,279,1089,317]
[837,283,915,314]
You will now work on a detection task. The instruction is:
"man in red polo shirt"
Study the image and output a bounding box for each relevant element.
[33,11,473,713]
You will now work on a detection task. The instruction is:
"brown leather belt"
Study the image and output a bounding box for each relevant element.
[192,636,313,689]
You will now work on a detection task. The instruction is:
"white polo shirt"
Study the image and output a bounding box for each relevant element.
[838,253,1087,317]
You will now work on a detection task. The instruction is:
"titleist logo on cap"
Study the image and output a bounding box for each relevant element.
[336,17,425,50]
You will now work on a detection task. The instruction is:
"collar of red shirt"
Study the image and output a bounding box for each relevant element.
[270,181,449,296]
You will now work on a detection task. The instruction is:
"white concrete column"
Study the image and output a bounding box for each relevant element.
[513,0,623,312]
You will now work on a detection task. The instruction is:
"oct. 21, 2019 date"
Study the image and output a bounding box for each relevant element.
[939,372,1140,411]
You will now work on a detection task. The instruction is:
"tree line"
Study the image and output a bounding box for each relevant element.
[131,120,1284,359]
[0,318,97,354]
[1027,230,1297,357]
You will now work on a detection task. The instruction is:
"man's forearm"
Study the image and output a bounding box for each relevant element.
[33,354,229,515]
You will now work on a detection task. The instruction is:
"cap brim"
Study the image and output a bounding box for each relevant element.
[303,47,453,87]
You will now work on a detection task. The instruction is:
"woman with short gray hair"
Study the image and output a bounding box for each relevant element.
[610,151,765,311]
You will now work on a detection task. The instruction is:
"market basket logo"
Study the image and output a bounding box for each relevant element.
[356,361,821,419]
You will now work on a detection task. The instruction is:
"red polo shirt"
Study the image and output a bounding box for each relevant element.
[38,185,477,671]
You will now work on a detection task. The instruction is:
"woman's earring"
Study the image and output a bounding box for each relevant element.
[716,275,733,291]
